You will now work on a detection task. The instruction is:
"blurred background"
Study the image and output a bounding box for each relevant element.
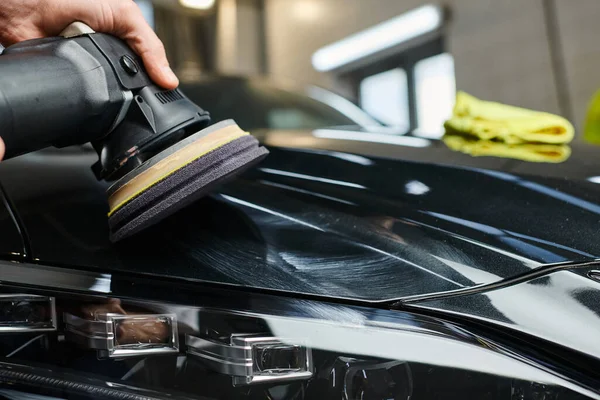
[134,0,599,138]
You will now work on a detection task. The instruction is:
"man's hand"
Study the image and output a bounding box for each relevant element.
[0,0,178,90]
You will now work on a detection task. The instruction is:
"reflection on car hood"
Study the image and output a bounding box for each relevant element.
[0,186,25,258]
[2,128,600,364]
[256,127,600,181]
[0,130,599,305]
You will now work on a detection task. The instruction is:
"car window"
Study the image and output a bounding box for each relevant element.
[180,79,362,131]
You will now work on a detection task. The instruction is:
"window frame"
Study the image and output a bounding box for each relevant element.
[340,37,446,132]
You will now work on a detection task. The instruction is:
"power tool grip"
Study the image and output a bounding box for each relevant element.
[0,36,123,159]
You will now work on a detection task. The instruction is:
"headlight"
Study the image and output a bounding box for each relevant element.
[186,333,313,386]
[64,311,179,358]
[0,264,597,400]
[0,294,56,332]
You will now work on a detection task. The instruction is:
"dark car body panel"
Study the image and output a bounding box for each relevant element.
[410,269,600,360]
[0,149,115,266]
[0,134,600,295]
[1,128,600,360]
[257,128,600,181]
[0,185,25,259]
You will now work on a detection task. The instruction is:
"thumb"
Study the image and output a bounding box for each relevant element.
[0,137,5,161]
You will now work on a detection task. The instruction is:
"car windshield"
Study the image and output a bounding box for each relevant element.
[180,78,380,131]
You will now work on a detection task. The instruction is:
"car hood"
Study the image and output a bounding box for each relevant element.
[0,128,600,305]
[0,186,25,258]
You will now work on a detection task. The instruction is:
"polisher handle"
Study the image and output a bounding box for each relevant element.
[0,35,124,159]
[0,26,212,183]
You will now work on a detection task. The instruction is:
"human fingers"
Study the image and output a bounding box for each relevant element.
[43,0,178,89]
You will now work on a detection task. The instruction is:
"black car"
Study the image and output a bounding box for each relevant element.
[179,75,385,131]
[0,76,599,400]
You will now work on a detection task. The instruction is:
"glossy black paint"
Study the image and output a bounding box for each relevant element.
[0,148,113,263]
[257,128,600,181]
[410,267,600,361]
[1,134,600,302]
[1,125,600,363]
[0,183,26,259]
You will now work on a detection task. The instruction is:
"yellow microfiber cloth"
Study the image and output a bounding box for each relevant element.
[444,91,574,144]
[442,133,571,163]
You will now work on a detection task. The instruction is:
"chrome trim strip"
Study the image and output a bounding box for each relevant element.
[0,261,112,294]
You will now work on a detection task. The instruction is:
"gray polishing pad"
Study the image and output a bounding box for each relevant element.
[108,134,268,242]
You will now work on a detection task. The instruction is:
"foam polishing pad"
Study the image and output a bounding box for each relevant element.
[106,120,268,242]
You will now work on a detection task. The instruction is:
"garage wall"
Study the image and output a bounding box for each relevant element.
[153,0,264,79]
[446,0,560,115]
[265,0,425,90]
[216,0,264,75]
[264,0,600,127]
[555,0,600,130]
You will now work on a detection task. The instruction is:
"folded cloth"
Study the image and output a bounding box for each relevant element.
[444,91,574,144]
[443,133,571,163]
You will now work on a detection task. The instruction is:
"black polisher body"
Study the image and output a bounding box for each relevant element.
[0,26,269,242]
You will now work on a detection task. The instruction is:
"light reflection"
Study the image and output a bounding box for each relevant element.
[179,0,215,10]
[353,242,465,288]
[259,168,366,189]
[405,180,430,195]
[220,194,325,232]
[311,4,443,72]
[424,257,600,365]
[521,181,600,215]
[265,315,589,395]
[89,274,112,293]
[507,229,595,258]
[285,148,374,166]
[306,86,381,129]
[360,69,409,127]
[328,152,373,166]
[313,129,431,148]
[479,170,600,215]
[414,53,456,138]
[427,211,505,235]
[259,180,356,206]
[0,261,114,294]
[432,256,500,284]
[425,212,566,263]
[405,217,542,268]
[476,271,600,362]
